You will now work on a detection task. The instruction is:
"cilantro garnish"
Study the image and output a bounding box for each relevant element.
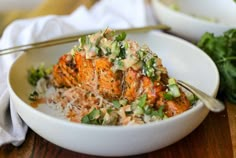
[115,32,126,41]
[198,29,236,103]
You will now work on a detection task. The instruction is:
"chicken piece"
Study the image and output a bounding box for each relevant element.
[74,52,96,92]
[140,76,166,105]
[52,54,78,87]
[94,57,122,99]
[157,91,190,117]
[123,68,141,101]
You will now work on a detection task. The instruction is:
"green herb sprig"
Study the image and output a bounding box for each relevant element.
[198,29,236,103]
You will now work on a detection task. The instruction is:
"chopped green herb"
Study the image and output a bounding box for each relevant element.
[137,50,146,60]
[88,108,101,120]
[123,41,129,49]
[167,78,181,98]
[142,57,157,81]
[152,106,165,119]
[112,100,121,108]
[28,63,51,86]
[115,32,126,41]
[113,59,124,71]
[29,91,39,101]
[106,108,113,114]
[105,47,111,55]
[111,41,120,56]
[144,106,152,115]
[79,36,87,48]
[94,46,102,56]
[163,92,174,100]
[168,84,181,98]
[102,111,118,125]
[72,45,80,53]
[168,78,177,85]
[119,44,126,59]
[119,99,128,106]
[137,94,147,108]
[81,115,90,124]
[103,29,115,39]
[187,93,198,105]
[134,106,144,115]
[81,108,102,125]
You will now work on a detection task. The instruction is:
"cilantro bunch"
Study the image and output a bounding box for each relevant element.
[198,29,236,103]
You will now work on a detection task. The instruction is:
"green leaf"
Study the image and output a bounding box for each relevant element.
[137,50,146,60]
[152,106,165,118]
[81,108,102,125]
[144,106,152,115]
[81,115,90,124]
[111,41,120,56]
[168,84,181,98]
[102,111,118,125]
[163,92,174,100]
[79,36,87,47]
[112,100,121,109]
[187,93,198,105]
[115,32,126,41]
[134,106,144,115]
[138,94,147,108]
[88,108,101,120]
[119,45,126,59]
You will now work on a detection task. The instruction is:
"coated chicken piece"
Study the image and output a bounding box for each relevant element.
[75,52,96,92]
[53,54,78,87]
[94,57,122,99]
[123,68,141,102]
[156,91,191,117]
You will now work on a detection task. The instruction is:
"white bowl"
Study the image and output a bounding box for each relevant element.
[8,31,219,156]
[151,0,236,42]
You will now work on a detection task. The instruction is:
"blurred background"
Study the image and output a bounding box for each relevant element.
[0,0,97,36]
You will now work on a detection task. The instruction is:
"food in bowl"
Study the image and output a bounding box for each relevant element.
[151,0,236,42]
[166,3,218,23]
[28,29,197,126]
[8,31,219,156]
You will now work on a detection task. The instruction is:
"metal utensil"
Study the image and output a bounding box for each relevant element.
[0,25,170,56]
[177,80,225,112]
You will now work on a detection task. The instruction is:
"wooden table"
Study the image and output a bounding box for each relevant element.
[0,101,235,158]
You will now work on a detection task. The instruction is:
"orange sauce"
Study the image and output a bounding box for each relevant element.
[30,98,46,108]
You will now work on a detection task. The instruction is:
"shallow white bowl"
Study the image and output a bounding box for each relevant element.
[151,0,236,42]
[8,31,219,156]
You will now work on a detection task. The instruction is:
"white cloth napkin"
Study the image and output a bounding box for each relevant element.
[0,0,156,146]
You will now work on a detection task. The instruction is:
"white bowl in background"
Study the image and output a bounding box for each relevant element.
[151,0,236,42]
[8,31,219,156]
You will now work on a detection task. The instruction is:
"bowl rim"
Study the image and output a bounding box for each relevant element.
[152,0,235,28]
[7,31,220,131]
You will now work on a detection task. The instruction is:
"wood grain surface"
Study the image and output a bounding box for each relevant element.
[0,101,234,158]
[227,102,236,158]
